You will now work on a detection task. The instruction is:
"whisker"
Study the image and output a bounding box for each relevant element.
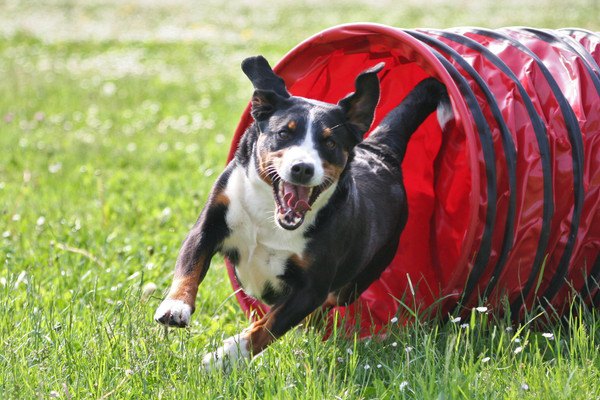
[261,165,281,183]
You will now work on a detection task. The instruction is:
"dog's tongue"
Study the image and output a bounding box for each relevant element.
[282,182,311,213]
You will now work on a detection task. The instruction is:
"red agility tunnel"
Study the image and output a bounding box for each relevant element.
[225,24,600,335]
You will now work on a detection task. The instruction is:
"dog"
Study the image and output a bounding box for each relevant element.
[154,55,452,369]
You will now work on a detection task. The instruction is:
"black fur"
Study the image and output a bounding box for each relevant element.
[176,166,233,279]
[242,55,291,98]
[156,55,450,363]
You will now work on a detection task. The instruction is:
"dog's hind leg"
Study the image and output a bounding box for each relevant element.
[154,170,232,328]
[203,283,328,369]
[366,78,452,162]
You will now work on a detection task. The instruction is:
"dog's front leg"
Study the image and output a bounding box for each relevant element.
[203,284,327,370]
[154,183,230,328]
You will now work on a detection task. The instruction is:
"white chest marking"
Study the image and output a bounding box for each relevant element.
[221,157,335,300]
[222,164,307,299]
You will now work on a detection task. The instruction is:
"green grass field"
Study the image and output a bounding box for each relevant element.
[1,1,600,398]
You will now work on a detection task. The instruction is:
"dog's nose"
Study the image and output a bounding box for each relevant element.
[290,162,314,183]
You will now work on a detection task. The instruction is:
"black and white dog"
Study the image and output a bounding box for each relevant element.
[154,56,452,368]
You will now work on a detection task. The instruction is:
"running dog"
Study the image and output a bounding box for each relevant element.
[154,55,452,369]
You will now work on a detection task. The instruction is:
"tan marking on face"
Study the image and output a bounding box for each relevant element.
[287,120,297,131]
[322,157,348,183]
[257,148,284,185]
[322,127,333,138]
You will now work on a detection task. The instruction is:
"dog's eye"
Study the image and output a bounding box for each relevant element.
[324,138,336,150]
[277,129,292,140]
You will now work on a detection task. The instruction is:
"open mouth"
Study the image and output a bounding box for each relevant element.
[272,176,326,230]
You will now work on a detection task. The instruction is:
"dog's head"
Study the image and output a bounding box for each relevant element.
[242,56,383,230]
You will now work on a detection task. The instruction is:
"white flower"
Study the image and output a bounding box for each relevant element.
[377,364,382,369]
[391,342,398,347]
[161,207,172,219]
[460,323,469,329]
[141,282,157,302]
[399,381,409,391]
[475,306,488,313]
[542,332,554,340]
[390,316,398,324]
[450,316,461,323]
[364,364,370,370]
[36,216,46,226]
[15,271,28,288]
[514,346,523,354]
[12,214,21,221]
[157,142,169,152]
[48,162,62,173]
[481,357,490,363]
[102,82,117,96]
[346,348,353,355]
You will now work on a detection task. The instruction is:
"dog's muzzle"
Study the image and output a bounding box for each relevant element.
[273,179,314,230]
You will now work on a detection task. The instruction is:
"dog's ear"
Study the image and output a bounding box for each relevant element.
[250,89,285,121]
[338,62,384,143]
[242,56,291,99]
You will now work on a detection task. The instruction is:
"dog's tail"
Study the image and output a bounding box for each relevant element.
[367,78,453,162]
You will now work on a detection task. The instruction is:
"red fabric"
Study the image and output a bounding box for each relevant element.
[225,24,600,335]
[561,29,600,306]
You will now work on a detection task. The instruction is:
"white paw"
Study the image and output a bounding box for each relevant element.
[202,334,250,371]
[154,299,192,327]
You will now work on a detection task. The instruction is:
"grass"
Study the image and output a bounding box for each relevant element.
[1,0,599,398]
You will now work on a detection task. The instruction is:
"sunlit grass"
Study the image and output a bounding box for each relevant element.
[1,1,600,398]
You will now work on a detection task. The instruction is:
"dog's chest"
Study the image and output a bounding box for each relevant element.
[221,166,309,301]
